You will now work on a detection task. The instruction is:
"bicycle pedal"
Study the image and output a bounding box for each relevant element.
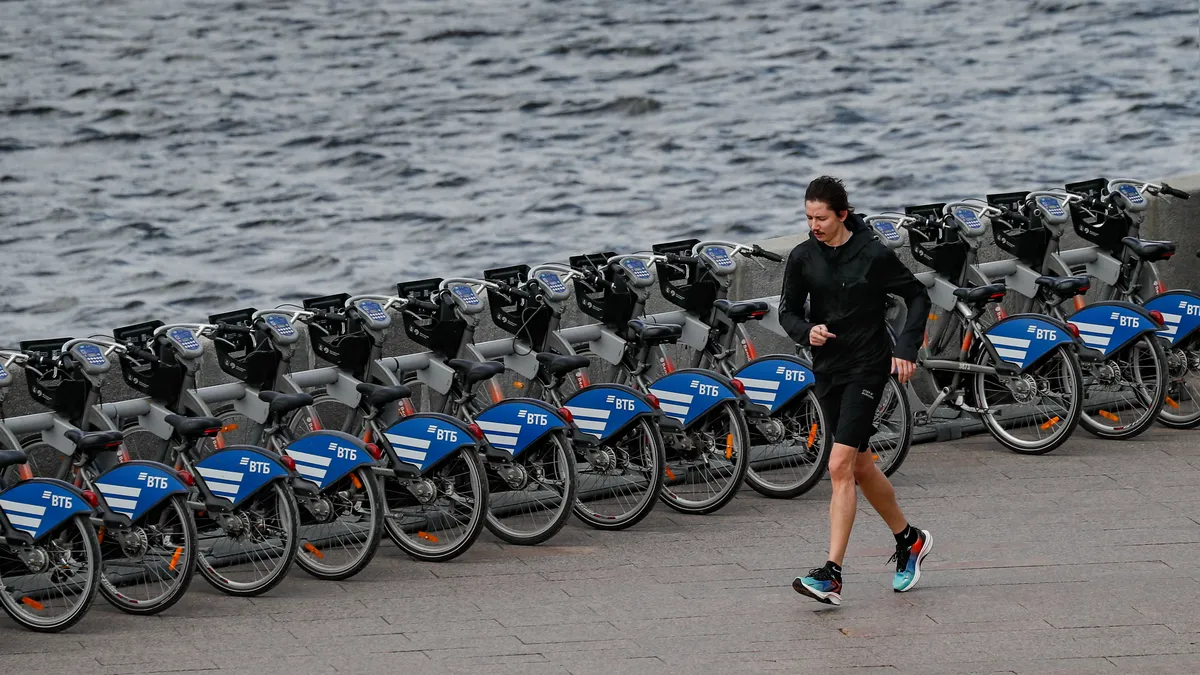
[913,411,930,426]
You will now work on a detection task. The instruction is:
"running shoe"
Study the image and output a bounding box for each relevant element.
[891,529,932,592]
[793,567,842,606]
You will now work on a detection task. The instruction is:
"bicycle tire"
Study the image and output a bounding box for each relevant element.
[744,389,832,499]
[484,429,577,545]
[873,375,914,477]
[0,514,101,633]
[98,493,197,615]
[571,416,666,530]
[659,399,751,515]
[381,446,487,563]
[294,466,384,581]
[1159,334,1200,429]
[973,344,1083,455]
[195,481,299,597]
[1075,333,1168,440]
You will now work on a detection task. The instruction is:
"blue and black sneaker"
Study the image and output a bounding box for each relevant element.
[891,529,932,592]
[792,566,842,606]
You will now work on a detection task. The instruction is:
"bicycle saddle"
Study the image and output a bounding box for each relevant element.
[63,429,124,454]
[355,382,413,409]
[626,319,683,345]
[713,299,769,322]
[164,415,224,439]
[1034,275,1090,297]
[1122,237,1175,262]
[536,353,591,377]
[258,391,315,418]
[446,359,506,386]
[953,283,1007,305]
[0,449,28,471]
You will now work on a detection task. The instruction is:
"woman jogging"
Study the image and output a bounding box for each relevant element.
[779,176,933,606]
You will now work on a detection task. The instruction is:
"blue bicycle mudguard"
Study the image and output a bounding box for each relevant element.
[0,478,93,541]
[380,413,480,473]
[94,461,188,522]
[474,399,569,457]
[984,314,1079,371]
[1067,301,1163,357]
[281,430,374,491]
[194,445,291,508]
[1145,291,1200,346]
[733,355,816,415]
[563,384,657,443]
[647,368,742,427]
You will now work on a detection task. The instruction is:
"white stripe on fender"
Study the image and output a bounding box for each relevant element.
[206,481,240,496]
[286,449,332,467]
[736,377,780,391]
[995,347,1028,361]
[1160,325,1179,335]
[574,418,606,432]
[649,389,693,404]
[566,406,611,420]
[295,465,327,480]
[384,434,432,450]
[0,499,46,517]
[104,497,139,511]
[746,390,776,403]
[395,448,428,463]
[988,335,1032,348]
[1081,335,1110,348]
[1072,321,1114,335]
[477,420,522,435]
[197,467,243,483]
[658,402,689,416]
[95,483,141,498]
[6,514,41,529]
[484,433,519,448]
[1160,312,1182,324]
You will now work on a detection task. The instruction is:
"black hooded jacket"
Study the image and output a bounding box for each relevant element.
[778,213,931,382]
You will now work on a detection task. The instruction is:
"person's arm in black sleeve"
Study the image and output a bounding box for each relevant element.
[876,248,930,363]
[777,247,814,347]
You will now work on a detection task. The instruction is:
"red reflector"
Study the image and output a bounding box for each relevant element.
[1066,323,1081,338]
[467,423,484,440]
[729,378,746,395]
[280,455,296,471]
[365,443,382,460]
[1164,253,1174,258]
[176,470,194,486]
[990,294,1003,300]
[81,490,99,507]
[105,442,122,449]
[1149,310,1165,325]
[645,394,660,409]
[204,427,221,437]
[557,407,573,424]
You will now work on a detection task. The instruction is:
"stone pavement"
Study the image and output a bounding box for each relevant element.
[6,426,1200,675]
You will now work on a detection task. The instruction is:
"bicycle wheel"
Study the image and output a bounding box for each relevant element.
[294,466,383,581]
[659,399,751,514]
[572,416,666,530]
[288,392,357,437]
[1160,334,1200,429]
[196,482,299,596]
[745,389,832,499]
[97,494,197,615]
[10,438,68,481]
[1076,334,1167,439]
[973,344,1083,454]
[382,446,487,562]
[0,514,100,633]
[484,429,577,545]
[871,375,914,476]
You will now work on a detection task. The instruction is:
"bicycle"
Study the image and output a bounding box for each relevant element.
[0,351,101,632]
[8,339,198,615]
[870,203,1087,455]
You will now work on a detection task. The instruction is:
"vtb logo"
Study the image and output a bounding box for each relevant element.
[139,472,170,489]
[42,490,73,509]
[239,457,274,474]
[689,380,720,396]
[328,442,356,460]
[1026,325,1058,341]
[428,425,459,443]
[517,409,548,426]
[606,394,636,411]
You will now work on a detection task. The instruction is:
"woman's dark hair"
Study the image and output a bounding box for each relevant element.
[805,175,853,214]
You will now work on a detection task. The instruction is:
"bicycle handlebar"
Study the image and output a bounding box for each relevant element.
[1160,183,1190,200]
[152,323,216,338]
[213,322,255,335]
[751,245,784,262]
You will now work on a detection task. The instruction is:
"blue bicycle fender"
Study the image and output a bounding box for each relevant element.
[474,399,569,457]
[95,461,188,522]
[1068,302,1162,357]
[282,430,374,491]
[984,314,1078,372]
[647,370,739,427]
[1145,291,1200,346]
[194,446,291,508]
[380,413,479,474]
[563,384,656,443]
[733,355,816,415]
[0,478,93,541]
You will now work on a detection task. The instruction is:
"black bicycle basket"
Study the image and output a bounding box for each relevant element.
[986,191,1049,267]
[1065,177,1129,256]
[397,278,467,356]
[483,265,553,347]
[113,320,185,402]
[208,308,281,389]
[651,239,719,313]
[19,337,89,420]
[569,251,637,328]
[302,293,373,376]
[905,203,967,277]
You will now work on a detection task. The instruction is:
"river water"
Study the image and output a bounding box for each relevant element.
[0,0,1195,342]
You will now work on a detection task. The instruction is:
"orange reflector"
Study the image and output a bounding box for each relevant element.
[1073,295,1086,311]
[725,434,733,460]
[487,380,503,404]
[1040,416,1061,430]
[928,314,938,322]
[304,543,325,559]
[417,531,438,543]
[1098,410,1119,422]
[350,472,363,489]
[21,597,44,611]
[960,331,973,352]
[221,423,239,432]
[1166,397,1180,409]
[807,423,818,448]
[665,467,676,481]
[17,464,33,481]
[513,380,525,389]
[872,454,880,462]
[169,547,183,572]
[97,527,104,544]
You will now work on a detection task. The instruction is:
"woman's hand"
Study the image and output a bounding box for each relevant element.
[892,357,916,384]
[809,324,836,346]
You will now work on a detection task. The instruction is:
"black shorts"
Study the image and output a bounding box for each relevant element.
[816,372,890,452]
